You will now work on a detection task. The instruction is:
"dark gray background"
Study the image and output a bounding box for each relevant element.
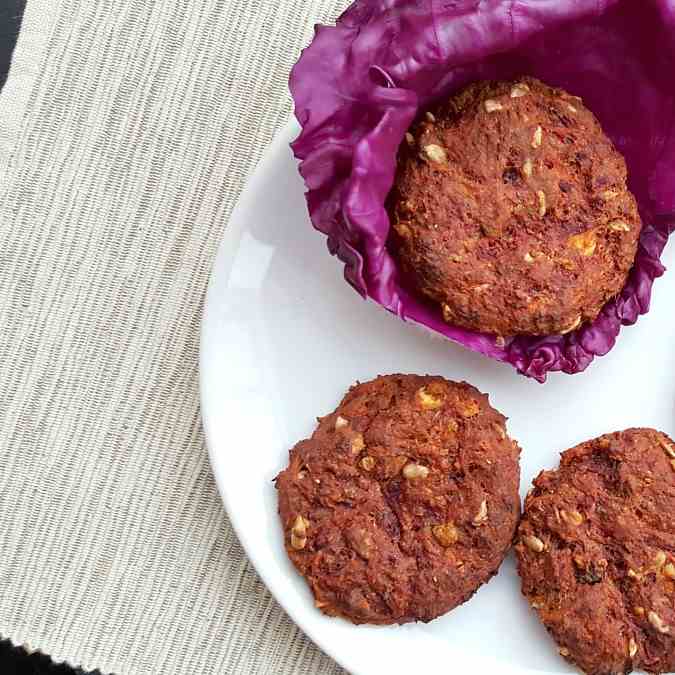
[0,0,26,88]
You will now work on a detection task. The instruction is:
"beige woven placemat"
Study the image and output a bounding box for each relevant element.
[0,0,349,673]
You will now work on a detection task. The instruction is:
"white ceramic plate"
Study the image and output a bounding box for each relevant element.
[200,120,675,675]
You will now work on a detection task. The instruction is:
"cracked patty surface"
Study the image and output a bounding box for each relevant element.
[275,374,521,624]
[387,77,642,337]
[515,429,675,675]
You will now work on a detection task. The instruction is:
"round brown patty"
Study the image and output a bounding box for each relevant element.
[387,77,642,337]
[515,428,675,675]
[275,374,521,625]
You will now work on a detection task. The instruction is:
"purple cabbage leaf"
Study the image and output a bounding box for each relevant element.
[291,0,675,381]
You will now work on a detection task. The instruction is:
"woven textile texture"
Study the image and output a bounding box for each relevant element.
[0,0,349,673]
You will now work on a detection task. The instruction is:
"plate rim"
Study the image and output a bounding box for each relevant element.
[199,120,570,675]
[199,120,363,675]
